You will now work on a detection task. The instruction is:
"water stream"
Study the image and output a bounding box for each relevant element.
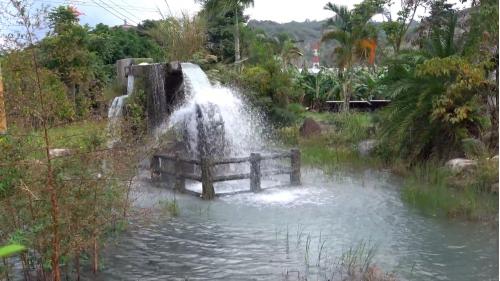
[95,169,498,281]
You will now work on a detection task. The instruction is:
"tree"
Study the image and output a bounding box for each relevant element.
[200,7,243,62]
[198,0,254,62]
[381,0,427,54]
[146,14,206,62]
[321,0,386,111]
[41,6,98,117]
[380,53,490,162]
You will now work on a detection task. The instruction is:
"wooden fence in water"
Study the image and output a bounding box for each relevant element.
[151,149,301,199]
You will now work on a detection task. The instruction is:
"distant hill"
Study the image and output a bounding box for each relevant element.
[247,19,326,45]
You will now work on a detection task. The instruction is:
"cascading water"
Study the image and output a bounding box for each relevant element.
[107,74,135,146]
[168,63,265,159]
[149,64,169,128]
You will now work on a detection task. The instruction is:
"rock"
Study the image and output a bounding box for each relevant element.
[205,54,218,63]
[491,183,498,194]
[299,118,322,138]
[357,139,377,156]
[445,158,477,173]
[489,155,499,162]
[49,148,72,158]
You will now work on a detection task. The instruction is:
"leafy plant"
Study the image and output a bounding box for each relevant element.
[0,244,26,258]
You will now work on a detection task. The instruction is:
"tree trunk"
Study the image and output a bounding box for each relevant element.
[234,8,241,63]
[0,64,6,134]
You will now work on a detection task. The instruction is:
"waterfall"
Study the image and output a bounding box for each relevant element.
[168,63,265,158]
[149,64,168,127]
[107,74,135,146]
[109,75,134,119]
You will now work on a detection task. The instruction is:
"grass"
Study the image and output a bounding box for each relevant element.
[15,120,108,159]
[284,238,396,281]
[160,197,180,217]
[402,161,498,220]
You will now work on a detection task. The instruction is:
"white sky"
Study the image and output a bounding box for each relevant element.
[63,0,469,26]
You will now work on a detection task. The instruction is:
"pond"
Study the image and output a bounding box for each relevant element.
[94,169,498,281]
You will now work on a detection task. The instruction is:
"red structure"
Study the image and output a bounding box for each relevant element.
[311,42,320,69]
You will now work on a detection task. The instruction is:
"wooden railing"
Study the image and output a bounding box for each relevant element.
[151,149,301,199]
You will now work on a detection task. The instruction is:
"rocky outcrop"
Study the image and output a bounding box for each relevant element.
[299,118,322,138]
[357,139,377,156]
[445,158,477,173]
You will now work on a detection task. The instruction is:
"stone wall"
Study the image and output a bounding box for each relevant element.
[116,58,154,92]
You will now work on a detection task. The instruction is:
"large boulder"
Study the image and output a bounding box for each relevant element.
[357,139,377,156]
[445,158,477,173]
[299,118,322,138]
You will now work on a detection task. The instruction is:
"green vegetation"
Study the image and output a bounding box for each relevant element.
[0,244,26,258]
[402,160,498,220]
[160,197,180,217]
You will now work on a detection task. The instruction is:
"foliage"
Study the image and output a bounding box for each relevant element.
[124,88,147,137]
[89,23,162,66]
[296,68,340,108]
[380,0,425,54]
[198,0,255,62]
[2,50,76,127]
[0,244,26,258]
[201,6,245,62]
[352,67,387,100]
[147,14,207,62]
[378,52,490,162]
[322,1,385,69]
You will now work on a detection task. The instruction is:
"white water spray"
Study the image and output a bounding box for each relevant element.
[168,63,266,158]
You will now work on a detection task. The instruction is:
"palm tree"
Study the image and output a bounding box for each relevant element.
[279,39,303,69]
[199,0,254,63]
[321,1,382,111]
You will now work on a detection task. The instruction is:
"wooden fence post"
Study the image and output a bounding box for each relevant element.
[250,153,261,192]
[290,149,301,185]
[150,155,160,181]
[201,157,215,199]
[174,153,186,192]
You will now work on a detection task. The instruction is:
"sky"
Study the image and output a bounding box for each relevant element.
[44,0,469,27]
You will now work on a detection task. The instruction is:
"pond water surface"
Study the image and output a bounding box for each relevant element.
[95,169,498,281]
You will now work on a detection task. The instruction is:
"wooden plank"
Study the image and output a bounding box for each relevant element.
[212,173,251,182]
[260,152,292,160]
[262,169,293,176]
[212,157,250,165]
[155,154,200,165]
[182,173,202,181]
